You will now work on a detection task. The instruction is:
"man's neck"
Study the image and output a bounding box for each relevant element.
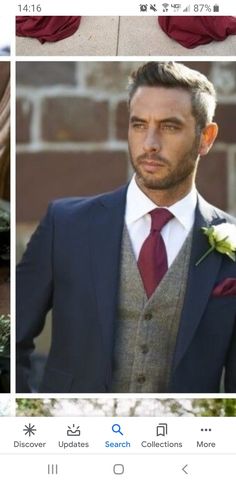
[135,176,195,207]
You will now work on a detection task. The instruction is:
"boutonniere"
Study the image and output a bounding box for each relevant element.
[196,222,236,266]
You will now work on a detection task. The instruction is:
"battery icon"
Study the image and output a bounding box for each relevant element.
[213,4,219,11]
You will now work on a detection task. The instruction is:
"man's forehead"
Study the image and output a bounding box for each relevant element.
[130,86,193,117]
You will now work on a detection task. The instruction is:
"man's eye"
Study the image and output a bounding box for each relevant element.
[132,123,146,129]
[161,124,179,131]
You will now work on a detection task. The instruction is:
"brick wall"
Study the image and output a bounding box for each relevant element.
[16,61,236,223]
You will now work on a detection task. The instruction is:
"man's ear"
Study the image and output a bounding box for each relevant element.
[199,123,218,156]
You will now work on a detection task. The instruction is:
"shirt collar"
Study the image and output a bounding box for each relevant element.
[125,175,197,230]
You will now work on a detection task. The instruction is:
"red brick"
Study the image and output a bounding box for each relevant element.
[16,98,32,143]
[214,104,236,143]
[184,62,212,78]
[16,62,77,86]
[85,61,139,93]
[196,150,227,211]
[116,101,129,140]
[42,97,109,142]
[16,151,128,222]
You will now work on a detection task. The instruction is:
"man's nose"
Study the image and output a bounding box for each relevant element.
[143,129,161,152]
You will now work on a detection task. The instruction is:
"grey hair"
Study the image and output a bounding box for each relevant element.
[128,62,217,130]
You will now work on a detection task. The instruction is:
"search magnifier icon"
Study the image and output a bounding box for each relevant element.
[112,424,124,436]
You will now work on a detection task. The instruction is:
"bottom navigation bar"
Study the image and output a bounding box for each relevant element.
[0,454,235,483]
[0,417,235,454]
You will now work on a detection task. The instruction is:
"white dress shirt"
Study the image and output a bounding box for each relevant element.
[125,176,197,267]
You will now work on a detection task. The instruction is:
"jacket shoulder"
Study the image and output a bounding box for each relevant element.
[198,195,236,225]
[47,184,128,219]
[211,206,236,225]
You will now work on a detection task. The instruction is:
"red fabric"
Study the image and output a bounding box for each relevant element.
[158,16,236,48]
[16,16,81,43]
[212,278,236,297]
[138,208,174,298]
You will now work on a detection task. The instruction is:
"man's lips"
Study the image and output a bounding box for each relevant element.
[141,160,165,165]
[139,160,167,171]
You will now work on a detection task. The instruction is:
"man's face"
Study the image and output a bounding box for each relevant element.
[128,86,201,192]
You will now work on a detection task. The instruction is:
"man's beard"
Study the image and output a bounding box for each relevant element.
[129,136,201,191]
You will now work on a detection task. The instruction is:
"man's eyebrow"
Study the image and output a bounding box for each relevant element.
[129,115,185,125]
[129,115,146,123]
[160,117,184,125]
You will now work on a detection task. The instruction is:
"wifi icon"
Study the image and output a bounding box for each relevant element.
[162,3,169,12]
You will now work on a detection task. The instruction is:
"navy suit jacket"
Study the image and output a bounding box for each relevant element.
[16,185,236,393]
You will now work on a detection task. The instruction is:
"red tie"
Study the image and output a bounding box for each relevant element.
[138,208,174,298]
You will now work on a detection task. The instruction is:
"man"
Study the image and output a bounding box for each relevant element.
[16,61,236,393]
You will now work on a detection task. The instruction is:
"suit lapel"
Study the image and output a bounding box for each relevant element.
[172,195,226,371]
[88,186,127,360]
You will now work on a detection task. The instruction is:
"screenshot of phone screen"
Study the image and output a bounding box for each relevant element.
[0,0,236,482]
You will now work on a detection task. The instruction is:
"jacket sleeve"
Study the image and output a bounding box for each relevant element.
[16,202,55,392]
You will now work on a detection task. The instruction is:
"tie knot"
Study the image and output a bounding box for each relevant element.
[150,208,174,232]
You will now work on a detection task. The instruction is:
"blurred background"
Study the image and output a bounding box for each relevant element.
[0,61,10,393]
[0,17,11,55]
[0,397,10,415]
[16,60,236,381]
[16,398,236,417]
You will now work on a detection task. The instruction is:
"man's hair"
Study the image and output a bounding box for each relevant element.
[128,62,217,131]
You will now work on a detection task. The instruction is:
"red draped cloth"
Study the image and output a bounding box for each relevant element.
[16,16,81,43]
[158,16,236,48]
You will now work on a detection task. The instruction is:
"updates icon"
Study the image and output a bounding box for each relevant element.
[67,424,81,437]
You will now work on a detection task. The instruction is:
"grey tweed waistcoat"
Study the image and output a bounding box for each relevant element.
[111,225,193,392]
